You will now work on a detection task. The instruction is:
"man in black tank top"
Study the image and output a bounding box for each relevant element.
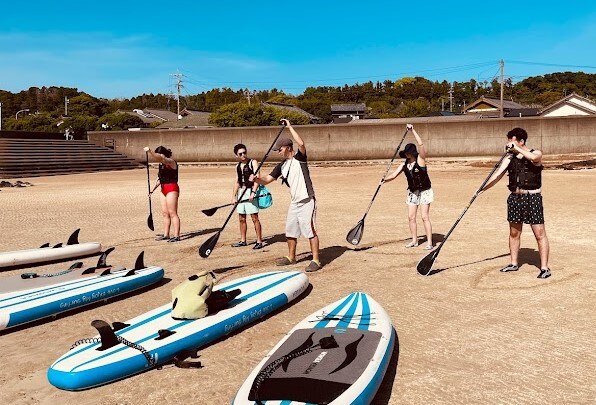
[479,128,551,279]
[231,144,264,249]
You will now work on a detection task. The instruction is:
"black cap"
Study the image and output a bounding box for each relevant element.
[399,143,418,158]
[273,137,293,151]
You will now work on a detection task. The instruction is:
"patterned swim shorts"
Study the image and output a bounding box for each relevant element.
[406,188,434,206]
[507,193,544,224]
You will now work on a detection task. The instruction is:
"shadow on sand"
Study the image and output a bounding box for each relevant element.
[371,329,400,404]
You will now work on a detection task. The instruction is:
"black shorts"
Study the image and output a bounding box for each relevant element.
[507,193,544,224]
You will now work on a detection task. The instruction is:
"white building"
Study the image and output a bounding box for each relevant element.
[540,93,596,117]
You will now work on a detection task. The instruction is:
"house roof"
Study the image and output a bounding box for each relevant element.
[465,96,525,113]
[539,93,596,115]
[143,108,179,121]
[118,110,163,124]
[262,102,321,123]
[505,108,541,117]
[156,111,211,128]
[331,103,367,113]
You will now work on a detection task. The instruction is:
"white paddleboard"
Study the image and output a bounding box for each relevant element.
[233,292,395,405]
[48,270,309,391]
[0,251,164,331]
[0,229,101,269]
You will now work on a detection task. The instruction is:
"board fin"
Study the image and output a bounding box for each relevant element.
[39,242,50,248]
[52,243,63,248]
[133,251,145,270]
[173,349,202,368]
[112,322,130,332]
[100,269,111,276]
[91,320,120,351]
[155,329,177,340]
[96,247,115,268]
[66,228,81,245]
[69,261,84,270]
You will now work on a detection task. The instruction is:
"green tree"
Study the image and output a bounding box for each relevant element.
[96,112,144,131]
[209,102,309,127]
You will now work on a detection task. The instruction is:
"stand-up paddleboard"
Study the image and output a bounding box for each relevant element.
[48,270,309,391]
[0,229,101,269]
[0,249,164,331]
[233,292,395,405]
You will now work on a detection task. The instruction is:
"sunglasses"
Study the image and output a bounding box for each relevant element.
[237,151,247,156]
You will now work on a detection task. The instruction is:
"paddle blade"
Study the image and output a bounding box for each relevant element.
[416,245,442,276]
[346,219,365,245]
[147,213,154,231]
[201,207,218,217]
[199,231,221,258]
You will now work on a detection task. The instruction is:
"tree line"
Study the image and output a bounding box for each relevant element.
[0,71,594,133]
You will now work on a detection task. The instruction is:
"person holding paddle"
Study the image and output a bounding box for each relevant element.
[231,143,264,250]
[477,127,551,279]
[144,146,181,242]
[383,124,434,250]
[249,119,321,272]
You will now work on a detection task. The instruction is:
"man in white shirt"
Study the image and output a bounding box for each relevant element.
[250,119,321,272]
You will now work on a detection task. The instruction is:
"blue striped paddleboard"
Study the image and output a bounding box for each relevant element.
[0,251,164,331]
[48,270,310,391]
[233,292,395,405]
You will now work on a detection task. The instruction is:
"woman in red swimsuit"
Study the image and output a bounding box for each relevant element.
[144,145,181,242]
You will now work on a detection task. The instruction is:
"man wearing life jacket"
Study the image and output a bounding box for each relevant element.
[384,124,434,250]
[231,143,264,250]
[479,127,551,279]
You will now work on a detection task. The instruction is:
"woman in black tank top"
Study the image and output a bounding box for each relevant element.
[383,124,434,249]
[144,145,181,242]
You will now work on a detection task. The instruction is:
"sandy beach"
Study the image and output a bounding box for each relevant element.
[1,157,594,404]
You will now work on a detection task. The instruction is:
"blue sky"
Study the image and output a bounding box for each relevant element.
[1,1,595,98]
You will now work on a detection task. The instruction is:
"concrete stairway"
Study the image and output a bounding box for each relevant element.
[0,138,142,178]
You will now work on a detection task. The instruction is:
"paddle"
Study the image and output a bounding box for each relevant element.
[201,193,272,217]
[417,151,510,276]
[346,128,410,245]
[198,123,287,258]
[145,151,155,231]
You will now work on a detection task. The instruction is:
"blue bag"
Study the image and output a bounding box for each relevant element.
[256,185,273,209]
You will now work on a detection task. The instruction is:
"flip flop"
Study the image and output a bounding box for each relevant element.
[404,241,419,248]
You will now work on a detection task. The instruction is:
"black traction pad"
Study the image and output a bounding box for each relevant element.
[249,327,382,403]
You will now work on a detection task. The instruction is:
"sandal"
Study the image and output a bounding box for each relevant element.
[155,235,170,241]
[167,236,181,243]
[232,241,247,247]
[275,256,296,266]
[424,244,434,250]
[404,241,419,248]
[305,260,322,272]
[253,242,264,250]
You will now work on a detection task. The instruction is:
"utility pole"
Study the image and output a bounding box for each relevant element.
[499,59,504,118]
[65,96,69,116]
[170,71,184,119]
[448,84,454,112]
[244,88,257,105]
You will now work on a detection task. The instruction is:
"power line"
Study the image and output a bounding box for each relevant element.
[508,60,596,70]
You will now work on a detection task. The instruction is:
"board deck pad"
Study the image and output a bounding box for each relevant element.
[249,328,382,403]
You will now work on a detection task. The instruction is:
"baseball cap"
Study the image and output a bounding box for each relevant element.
[273,137,293,151]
